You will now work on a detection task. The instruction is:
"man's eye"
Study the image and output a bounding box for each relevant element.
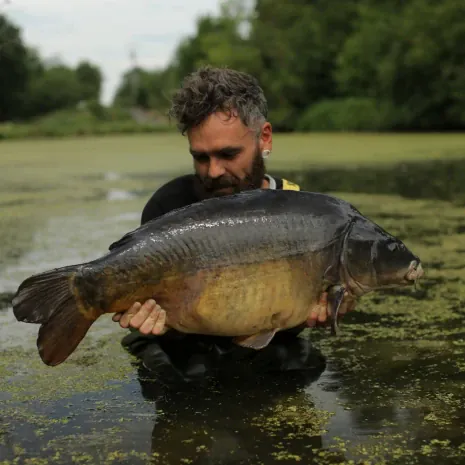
[194,155,209,163]
[219,151,239,160]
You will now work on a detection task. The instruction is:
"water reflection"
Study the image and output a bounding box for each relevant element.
[132,334,331,464]
[272,158,465,202]
[311,338,465,464]
[106,188,137,201]
[129,333,464,464]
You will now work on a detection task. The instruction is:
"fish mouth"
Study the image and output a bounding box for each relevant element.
[405,260,424,287]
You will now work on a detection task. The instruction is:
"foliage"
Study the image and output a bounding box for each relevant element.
[296,98,396,131]
[334,0,465,130]
[0,108,174,140]
[26,65,83,116]
[0,15,103,123]
[75,61,103,102]
[1,0,464,133]
[0,14,30,121]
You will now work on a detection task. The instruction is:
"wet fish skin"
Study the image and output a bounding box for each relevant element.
[11,189,423,366]
[73,190,351,334]
[341,213,423,295]
[72,189,356,322]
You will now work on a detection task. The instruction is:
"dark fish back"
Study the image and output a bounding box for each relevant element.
[104,190,360,273]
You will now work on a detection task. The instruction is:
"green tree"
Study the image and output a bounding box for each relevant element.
[335,0,465,129]
[113,65,178,113]
[146,66,178,111]
[250,0,358,130]
[113,67,152,108]
[75,61,102,101]
[0,14,30,121]
[172,3,261,85]
[27,65,82,116]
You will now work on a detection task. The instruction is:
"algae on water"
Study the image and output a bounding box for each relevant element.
[1,140,465,464]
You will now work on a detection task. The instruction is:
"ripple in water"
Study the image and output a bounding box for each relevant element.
[103,171,122,181]
[106,189,136,201]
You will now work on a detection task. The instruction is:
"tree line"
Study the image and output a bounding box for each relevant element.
[0,15,102,122]
[1,0,464,131]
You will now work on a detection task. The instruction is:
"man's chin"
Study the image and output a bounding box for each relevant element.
[198,183,258,200]
[202,187,236,198]
[206,191,230,199]
[215,187,235,195]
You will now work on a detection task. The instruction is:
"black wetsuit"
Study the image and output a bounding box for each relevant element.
[120,174,326,382]
[141,174,292,223]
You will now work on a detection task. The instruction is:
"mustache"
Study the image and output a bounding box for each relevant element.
[194,151,266,199]
[199,175,251,191]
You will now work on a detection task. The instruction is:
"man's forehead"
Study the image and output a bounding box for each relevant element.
[187,111,255,152]
[189,144,244,156]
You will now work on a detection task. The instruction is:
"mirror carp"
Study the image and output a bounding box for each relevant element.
[12,189,424,366]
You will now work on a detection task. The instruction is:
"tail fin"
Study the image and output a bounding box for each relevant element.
[37,300,95,366]
[12,265,97,366]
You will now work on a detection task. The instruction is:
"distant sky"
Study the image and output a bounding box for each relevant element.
[3,0,222,104]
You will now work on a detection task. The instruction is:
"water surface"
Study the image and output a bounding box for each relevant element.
[1,138,465,464]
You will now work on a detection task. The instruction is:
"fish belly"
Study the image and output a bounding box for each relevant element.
[159,254,323,337]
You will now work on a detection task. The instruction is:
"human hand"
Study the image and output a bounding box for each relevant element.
[112,299,167,335]
[336,291,357,320]
[306,291,357,328]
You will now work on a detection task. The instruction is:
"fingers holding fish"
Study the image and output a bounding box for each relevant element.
[112,312,122,322]
[337,291,357,318]
[125,299,156,330]
[115,301,142,328]
[112,299,167,335]
[307,292,328,327]
[306,289,356,331]
[152,307,168,335]
[138,304,167,335]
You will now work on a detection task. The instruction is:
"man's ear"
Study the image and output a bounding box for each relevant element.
[259,122,273,151]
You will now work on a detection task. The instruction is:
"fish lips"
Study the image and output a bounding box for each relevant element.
[404,259,424,285]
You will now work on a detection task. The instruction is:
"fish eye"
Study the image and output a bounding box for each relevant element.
[387,241,406,253]
[387,242,398,252]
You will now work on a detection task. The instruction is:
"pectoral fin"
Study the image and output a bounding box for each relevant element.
[328,286,346,336]
[233,329,278,349]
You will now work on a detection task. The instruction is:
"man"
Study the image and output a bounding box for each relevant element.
[112,66,352,381]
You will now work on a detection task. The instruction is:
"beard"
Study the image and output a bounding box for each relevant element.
[193,146,266,201]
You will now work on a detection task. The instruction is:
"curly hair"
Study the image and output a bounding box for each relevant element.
[168,66,268,135]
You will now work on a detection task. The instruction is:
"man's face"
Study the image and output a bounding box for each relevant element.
[187,111,273,200]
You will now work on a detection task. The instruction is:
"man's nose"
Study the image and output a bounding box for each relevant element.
[207,158,226,178]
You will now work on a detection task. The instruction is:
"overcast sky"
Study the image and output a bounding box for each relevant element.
[3,0,222,103]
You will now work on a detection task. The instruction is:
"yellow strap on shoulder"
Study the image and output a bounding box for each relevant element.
[282,179,301,191]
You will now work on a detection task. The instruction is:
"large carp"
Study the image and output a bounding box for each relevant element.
[12,189,423,366]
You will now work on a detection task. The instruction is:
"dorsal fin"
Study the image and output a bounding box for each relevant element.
[108,222,153,251]
[108,230,136,251]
